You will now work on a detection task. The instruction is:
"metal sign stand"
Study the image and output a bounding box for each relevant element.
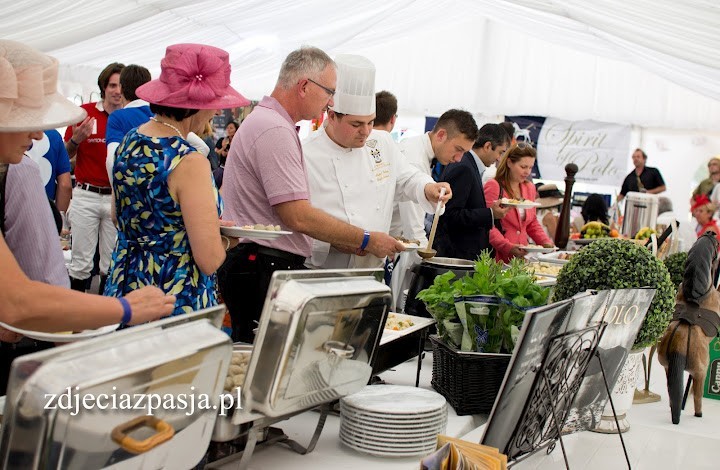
[504,323,632,470]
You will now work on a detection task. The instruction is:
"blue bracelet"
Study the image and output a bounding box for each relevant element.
[360,230,370,251]
[118,297,132,326]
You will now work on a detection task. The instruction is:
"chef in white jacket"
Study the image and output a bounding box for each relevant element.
[303,54,451,270]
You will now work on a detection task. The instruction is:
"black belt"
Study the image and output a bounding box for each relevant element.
[245,243,306,265]
[77,182,112,195]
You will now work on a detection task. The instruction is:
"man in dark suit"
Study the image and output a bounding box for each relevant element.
[435,124,510,260]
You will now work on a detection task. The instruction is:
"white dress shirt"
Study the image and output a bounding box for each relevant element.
[389,133,435,245]
[303,128,436,269]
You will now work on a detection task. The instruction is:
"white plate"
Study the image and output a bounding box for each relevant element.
[340,428,439,449]
[0,322,119,343]
[341,385,446,415]
[341,407,448,425]
[341,413,447,432]
[500,198,541,208]
[340,435,437,457]
[537,251,574,265]
[400,242,420,250]
[220,226,292,240]
[518,245,558,253]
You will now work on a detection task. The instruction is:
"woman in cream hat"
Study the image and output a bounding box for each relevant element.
[104,43,250,323]
[0,40,175,334]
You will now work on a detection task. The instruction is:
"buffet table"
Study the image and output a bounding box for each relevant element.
[214,352,485,470]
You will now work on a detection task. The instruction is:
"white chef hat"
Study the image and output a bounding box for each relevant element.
[331,54,376,116]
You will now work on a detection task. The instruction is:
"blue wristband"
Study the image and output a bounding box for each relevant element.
[360,230,370,251]
[118,297,132,326]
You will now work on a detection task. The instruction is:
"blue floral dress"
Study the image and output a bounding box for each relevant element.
[104,128,222,319]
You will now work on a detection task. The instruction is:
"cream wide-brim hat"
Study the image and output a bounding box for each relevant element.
[0,40,86,132]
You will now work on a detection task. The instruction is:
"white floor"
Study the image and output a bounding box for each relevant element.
[218,350,720,470]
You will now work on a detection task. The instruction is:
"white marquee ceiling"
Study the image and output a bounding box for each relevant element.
[3,0,720,129]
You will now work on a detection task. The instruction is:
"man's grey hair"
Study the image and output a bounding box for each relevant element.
[276,46,334,89]
[658,196,673,214]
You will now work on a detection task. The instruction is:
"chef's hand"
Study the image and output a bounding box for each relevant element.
[509,245,528,258]
[123,287,176,325]
[366,232,405,259]
[424,183,452,205]
[490,200,510,219]
[0,326,23,343]
[71,116,95,143]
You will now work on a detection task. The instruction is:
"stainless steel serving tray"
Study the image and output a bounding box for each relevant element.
[0,306,230,469]
[237,269,391,421]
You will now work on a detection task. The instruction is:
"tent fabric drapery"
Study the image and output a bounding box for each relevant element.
[3,0,720,130]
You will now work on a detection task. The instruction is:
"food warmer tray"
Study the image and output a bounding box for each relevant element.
[372,313,435,382]
[0,306,230,469]
[206,269,392,469]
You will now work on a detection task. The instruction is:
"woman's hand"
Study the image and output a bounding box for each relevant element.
[509,245,528,258]
[123,287,176,325]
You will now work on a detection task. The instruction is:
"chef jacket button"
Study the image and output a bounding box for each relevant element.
[345,184,349,188]
[516,230,521,235]
[376,206,380,210]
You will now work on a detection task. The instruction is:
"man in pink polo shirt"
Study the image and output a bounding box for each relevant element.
[220,46,402,342]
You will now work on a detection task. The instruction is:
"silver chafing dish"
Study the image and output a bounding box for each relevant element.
[0,269,392,469]
[207,269,391,469]
[0,306,229,469]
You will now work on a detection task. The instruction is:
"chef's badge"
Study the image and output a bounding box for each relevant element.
[370,148,382,163]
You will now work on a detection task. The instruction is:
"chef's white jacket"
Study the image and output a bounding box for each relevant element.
[303,128,436,269]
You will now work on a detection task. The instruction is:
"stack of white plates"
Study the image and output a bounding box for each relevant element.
[339,385,447,457]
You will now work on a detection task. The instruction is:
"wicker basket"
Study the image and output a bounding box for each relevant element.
[430,335,511,415]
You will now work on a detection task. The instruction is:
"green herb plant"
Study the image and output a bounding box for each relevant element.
[416,251,550,353]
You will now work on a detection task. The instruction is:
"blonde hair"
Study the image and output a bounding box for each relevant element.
[494,143,537,199]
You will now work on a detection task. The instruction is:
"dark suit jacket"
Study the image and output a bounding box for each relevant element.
[435,152,494,260]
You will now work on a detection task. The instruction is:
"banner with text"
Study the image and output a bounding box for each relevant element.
[536,118,631,185]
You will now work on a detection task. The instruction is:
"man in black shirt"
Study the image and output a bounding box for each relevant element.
[618,148,666,201]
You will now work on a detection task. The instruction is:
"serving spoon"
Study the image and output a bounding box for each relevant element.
[418,187,446,260]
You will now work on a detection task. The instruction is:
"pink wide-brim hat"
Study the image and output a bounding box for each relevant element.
[137,43,250,110]
[0,40,86,132]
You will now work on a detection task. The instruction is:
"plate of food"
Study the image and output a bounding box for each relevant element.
[221,224,292,240]
[537,251,575,264]
[394,237,421,250]
[519,245,558,253]
[0,322,119,343]
[499,198,541,208]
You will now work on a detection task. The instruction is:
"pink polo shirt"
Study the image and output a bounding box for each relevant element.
[222,96,312,257]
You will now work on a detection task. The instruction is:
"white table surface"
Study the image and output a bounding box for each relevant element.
[217,352,486,470]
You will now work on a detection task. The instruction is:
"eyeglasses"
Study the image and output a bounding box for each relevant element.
[307,78,336,97]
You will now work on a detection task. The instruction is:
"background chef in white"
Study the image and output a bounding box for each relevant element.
[303,54,451,269]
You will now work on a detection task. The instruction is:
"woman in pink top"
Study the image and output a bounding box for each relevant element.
[484,143,554,262]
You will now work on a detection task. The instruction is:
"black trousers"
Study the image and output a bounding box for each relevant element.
[217,243,306,343]
[0,340,54,395]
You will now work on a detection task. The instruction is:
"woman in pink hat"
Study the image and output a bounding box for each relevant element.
[104,44,250,323]
[0,40,175,334]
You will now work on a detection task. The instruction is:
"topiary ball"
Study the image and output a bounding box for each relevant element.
[553,239,676,349]
[663,251,688,289]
